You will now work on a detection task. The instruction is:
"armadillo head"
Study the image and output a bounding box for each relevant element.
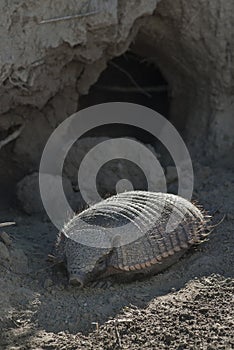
[65,237,114,287]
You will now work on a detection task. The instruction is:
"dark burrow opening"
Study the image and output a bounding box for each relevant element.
[79,50,170,142]
[64,51,177,204]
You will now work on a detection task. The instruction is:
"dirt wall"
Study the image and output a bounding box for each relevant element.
[0,0,234,191]
[0,0,160,190]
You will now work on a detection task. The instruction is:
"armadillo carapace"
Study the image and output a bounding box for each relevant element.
[56,191,209,287]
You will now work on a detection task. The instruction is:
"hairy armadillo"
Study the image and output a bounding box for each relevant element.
[55,191,210,287]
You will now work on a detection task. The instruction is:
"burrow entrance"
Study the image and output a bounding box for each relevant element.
[79,50,171,143]
[62,51,177,207]
[79,51,169,121]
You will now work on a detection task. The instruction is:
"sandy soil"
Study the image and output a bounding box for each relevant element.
[0,158,233,349]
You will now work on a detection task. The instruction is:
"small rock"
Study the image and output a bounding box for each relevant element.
[166,166,178,184]
[0,241,11,262]
[0,231,13,246]
[44,278,53,289]
[68,137,165,202]
[16,172,77,215]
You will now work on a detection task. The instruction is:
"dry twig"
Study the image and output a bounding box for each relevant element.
[0,222,16,228]
[109,61,152,98]
[39,10,100,24]
[0,125,24,150]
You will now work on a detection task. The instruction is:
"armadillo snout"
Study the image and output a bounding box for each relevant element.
[69,276,84,287]
[69,271,87,287]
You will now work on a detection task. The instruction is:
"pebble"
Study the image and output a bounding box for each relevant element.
[16,172,76,215]
[44,278,53,289]
[0,231,13,246]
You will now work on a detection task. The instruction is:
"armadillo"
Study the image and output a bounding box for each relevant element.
[55,191,210,287]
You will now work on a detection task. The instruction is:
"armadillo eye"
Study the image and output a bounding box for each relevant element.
[98,258,105,265]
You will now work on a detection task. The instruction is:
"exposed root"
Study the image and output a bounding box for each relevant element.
[95,85,168,93]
